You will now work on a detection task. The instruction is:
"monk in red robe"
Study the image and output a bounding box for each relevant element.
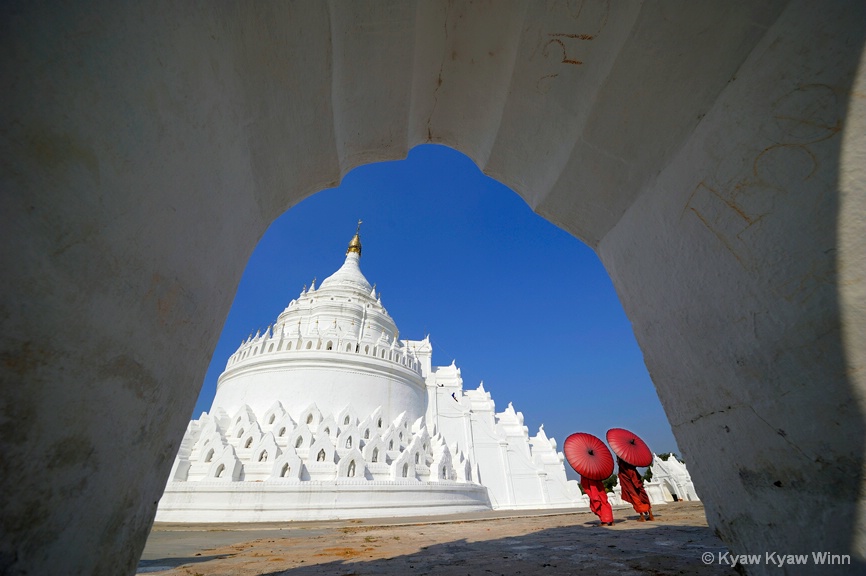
[580,475,614,526]
[617,456,654,521]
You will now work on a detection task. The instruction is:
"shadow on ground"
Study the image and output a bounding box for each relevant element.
[137,554,232,573]
[259,524,731,576]
[140,508,747,576]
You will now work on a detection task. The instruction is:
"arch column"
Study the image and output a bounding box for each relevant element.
[597,0,866,562]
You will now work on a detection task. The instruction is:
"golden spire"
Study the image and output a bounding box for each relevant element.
[346,219,362,256]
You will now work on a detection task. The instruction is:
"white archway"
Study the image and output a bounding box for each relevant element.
[1,2,864,574]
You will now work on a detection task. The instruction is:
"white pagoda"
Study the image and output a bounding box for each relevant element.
[156,227,584,521]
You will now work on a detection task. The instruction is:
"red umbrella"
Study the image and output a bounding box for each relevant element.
[563,433,614,480]
[606,428,653,467]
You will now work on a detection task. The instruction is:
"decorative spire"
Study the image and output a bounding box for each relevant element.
[346,219,362,256]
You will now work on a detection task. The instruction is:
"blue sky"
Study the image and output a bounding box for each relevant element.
[193,144,679,477]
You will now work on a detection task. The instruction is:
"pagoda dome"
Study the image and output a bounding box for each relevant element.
[211,227,421,425]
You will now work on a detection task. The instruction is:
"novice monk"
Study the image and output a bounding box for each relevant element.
[580,475,614,526]
[617,456,654,521]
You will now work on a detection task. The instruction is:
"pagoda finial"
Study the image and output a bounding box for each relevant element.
[347,220,362,256]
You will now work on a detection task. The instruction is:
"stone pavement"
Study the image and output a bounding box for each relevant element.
[138,502,735,575]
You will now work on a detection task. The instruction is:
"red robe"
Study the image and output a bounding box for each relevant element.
[618,458,651,514]
[580,476,614,524]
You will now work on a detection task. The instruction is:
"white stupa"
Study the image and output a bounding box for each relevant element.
[156,226,585,522]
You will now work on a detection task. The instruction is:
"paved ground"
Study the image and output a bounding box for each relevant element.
[138,502,735,575]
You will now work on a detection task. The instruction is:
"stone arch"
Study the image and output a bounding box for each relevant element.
[228,405,257,435]
[335,406,359,431]
[262,402,288,429]
[390,451,416,482]
[336,424,361,457]
[431,445,454,483]
[285,424,313,458]
[250,433,281,466]
[298,405,323,430]
[358,416,375,441]
[231,421,263,453]
[3,4,865,574]
[308,435,336,467]
[270,450,303,481]
[207,446,242,481]
[362,434,387,466]
[660,479,677,503]
[192,427,226,463]
[336,447,366,479]
[318,414,339,440]
[270,413,296,446]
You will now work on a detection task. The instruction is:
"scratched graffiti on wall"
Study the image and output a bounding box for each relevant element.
[682,84,841,304]
[535,0,609,93]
